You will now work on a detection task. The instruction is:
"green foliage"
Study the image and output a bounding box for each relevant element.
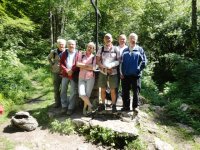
[160,54,200,131]
[77,125,136,149]
[0,50,32,105]
[50,119,76,135]
[125,138,147,150]
[31,107,51,126]
[141,62,164,106]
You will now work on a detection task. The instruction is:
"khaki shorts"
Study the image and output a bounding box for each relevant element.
[98,73,118,88]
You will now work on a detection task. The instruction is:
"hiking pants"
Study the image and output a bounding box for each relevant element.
[53,73,62,106]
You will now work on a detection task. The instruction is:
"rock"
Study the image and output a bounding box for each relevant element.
[179,103,190,111]
[11,111,38,131]
[154,137,174,150]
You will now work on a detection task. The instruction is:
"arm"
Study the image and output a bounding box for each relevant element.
[120,53,124,79]
[77,55,95,71]
[60,51,70,73]
[139,47,147,71]
[48,50,54,65]
[106,46,120,69]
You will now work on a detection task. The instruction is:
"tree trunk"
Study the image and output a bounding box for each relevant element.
[191,0,197,57]
[50,11,54,49]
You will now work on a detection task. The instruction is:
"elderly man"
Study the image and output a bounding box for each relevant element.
[48,39,66,108]
[96,33,120,113]
[120,33,147,112]
[60,40,79,115]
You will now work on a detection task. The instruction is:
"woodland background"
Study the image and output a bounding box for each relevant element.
[0,0,200,132]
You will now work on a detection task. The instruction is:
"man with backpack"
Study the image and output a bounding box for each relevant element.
[60,40,80,115]
[120,33,147,112]
[96,33,120,113]
[48,39,66,108]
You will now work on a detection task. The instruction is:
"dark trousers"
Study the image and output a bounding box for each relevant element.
[53,73,62,106]
[121,75,141,109]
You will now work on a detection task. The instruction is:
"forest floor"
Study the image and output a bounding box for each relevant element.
[0,80,200,150]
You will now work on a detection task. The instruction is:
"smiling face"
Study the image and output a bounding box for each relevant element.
[67,40,76,52]
[104,33,113,46]
[86,42,95,55]
[58,43,65,51]
[129,33,138,47]
[57,39,66,51]
[118,35,126,46]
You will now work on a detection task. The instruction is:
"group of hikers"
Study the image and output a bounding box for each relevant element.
[48,32,147,116]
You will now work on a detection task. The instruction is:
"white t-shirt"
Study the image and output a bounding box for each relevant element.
[118,45,128,56]
[66,50,76,69]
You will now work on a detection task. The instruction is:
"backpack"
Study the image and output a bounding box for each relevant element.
[100,46,118,58]
[52,48,65,59]
[81,53,95,65]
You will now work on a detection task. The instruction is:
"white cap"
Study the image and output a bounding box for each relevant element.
[104,33,112,38]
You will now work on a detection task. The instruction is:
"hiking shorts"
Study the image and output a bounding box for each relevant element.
[98,73,118,88]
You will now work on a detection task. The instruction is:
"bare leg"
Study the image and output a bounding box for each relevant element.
[80,96,92,107]
[101,87,106,104]
[110,88,116,105]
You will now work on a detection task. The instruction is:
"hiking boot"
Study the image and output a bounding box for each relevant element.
[133,106,139,114]
[121,107,130,111]
[66,109,73,116]
[97,104,105,112]
[112,104,117,113]
[53,103,61,108]
[60,107,67,115]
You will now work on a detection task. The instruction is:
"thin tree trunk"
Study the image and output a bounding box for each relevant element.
[50,11,54,49]
[191,0,197,56]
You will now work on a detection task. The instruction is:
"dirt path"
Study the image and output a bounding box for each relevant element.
[0,121,103,150]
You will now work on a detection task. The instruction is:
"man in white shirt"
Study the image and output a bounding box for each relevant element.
[96,33,120,112]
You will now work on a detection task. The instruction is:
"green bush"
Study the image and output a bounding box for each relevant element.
[50,119,76,135]
[125,139,147,150]
[141,62,164,106]
[0,50,32,105]
[78,125,136,149]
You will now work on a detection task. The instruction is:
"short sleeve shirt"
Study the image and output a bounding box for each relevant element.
[96,45,120,75]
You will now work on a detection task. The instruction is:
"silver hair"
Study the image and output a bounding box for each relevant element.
[57,39,66,45]
[67,40,76,45]
[87,42,95,49]
[129,33,138,42]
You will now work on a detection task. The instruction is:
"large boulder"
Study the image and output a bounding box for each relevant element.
[11,111,38,131]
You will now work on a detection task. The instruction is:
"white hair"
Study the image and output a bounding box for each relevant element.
[118,34,127,40]
[67,40,76,45]
[57,39,66,46]
[87,42,95,49]
[129,33,138,42]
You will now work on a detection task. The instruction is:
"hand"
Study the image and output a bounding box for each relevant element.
[107,68,112,75]
[120,74,124,79]
[67,70,73,76]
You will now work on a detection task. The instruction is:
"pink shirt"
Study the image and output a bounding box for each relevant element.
[78,52,96,80]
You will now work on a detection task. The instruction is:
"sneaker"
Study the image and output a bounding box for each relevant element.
[112,104,117,113]
[67,109,73,116]
[85,107,93,116]
[121,107,130,111]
